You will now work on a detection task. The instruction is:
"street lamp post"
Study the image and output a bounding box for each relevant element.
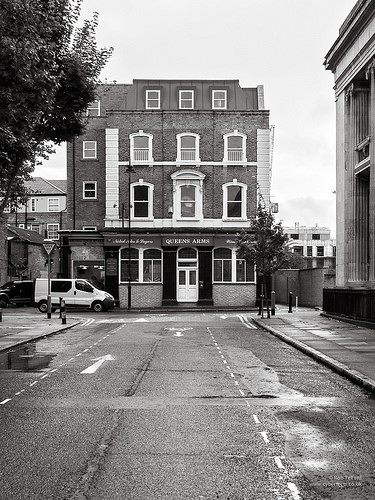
[126,163,136,309]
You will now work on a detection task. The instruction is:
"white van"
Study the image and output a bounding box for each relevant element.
[34,278,115,313]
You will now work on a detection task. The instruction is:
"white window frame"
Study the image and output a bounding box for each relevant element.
[176,133,200,163]
[86,100,100,116]
[130,131,154,163]
[30,198,37,212]
[83,181,97,200]
[146,90,161,109]
[171,170,205,221]
[222,181,247,220]
[120,247,162,283]
[212,90,227,109]
[179,90,194,109]
[223,130,247,163]
[48,198,60,212]
[213,247,255,283]
[131,181,154,220]
[83,226,97,231]
[83,141,97,159]
[47,223,59,240]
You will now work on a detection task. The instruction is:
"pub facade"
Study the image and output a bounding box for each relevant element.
[62,79,273,308]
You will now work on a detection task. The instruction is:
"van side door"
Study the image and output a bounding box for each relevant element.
[50,280,74,306]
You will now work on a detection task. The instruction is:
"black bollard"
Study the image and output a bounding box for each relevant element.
[60,298,66,325]
[288,291,293,313]
[0,307,2,322]
[271,291,275,316]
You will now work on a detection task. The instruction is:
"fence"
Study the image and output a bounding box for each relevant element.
[323,288,375,322]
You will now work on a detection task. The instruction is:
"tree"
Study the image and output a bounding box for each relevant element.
[0,0,112,212]
[236,201,289,318]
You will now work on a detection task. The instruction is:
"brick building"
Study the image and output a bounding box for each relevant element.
[61,80,273,308]
[6,177,67,241]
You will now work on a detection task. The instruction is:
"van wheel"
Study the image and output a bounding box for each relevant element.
[92,301,105,312]
[38,300,48,313]
[0,296,9,308]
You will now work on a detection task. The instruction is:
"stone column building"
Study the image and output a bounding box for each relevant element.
[324,0,375,319]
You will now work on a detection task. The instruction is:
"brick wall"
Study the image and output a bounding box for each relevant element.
[119,283,163,308]
[213,284,256,307]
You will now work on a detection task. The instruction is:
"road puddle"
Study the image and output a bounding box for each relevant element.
[0,343,56,372]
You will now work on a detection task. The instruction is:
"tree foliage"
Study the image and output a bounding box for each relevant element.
[0,0,112,212]
[236,201,289,277]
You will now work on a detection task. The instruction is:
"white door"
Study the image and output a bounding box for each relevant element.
[177,268,198,302]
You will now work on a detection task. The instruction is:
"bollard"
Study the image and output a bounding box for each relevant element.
[0,307,2,322]
[288,291,293,313]
[296,296,299,311]
[271,291,276,316]
[60,298,66,325]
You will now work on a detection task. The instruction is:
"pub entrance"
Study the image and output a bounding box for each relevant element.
[177,247,198,302]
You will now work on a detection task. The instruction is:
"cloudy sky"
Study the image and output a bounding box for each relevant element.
[34,0,357,236]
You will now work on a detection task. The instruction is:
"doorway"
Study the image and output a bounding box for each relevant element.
[177,247,198,302]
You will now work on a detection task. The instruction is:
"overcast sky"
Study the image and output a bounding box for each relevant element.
[34,0,357,237]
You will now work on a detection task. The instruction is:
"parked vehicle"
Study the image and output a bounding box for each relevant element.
[0,281,34,307]
[34,278,115,313]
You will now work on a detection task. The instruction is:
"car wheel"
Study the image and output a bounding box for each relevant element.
[0,296,9,308]
[38,300,48,313]
[92,301,105,312]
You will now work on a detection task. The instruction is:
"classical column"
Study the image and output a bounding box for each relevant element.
[345,83,356,282]
[366,60,375,282]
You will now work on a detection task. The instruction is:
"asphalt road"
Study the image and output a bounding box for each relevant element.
[0,310,374,499]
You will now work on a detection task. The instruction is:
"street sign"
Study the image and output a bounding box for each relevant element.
[43,241,55,255]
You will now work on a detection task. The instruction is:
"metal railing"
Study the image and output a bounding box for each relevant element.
[134,150,149,162]
[323,288,375,322]
[180,150,196,161]
[227,150,243,161]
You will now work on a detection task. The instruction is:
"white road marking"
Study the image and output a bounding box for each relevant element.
[237,314,257,329]
[30,381,38,386]
[239,389,245,396]
[274,456,285,469]
[287,482,301,499]
[174,332,184,337]
[0,399,11,405]
[134,318,148,322]
[261,431,270,443]
[252,414,260,424]
[81,355,115,374]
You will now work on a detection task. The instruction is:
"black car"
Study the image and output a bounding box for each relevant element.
[0,280,34,307]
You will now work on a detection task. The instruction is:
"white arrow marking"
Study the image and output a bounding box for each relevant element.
[134,318,148,322]
[174,332,184,337]
[81,355,114,374]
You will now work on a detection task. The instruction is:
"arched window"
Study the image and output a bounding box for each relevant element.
[176,133,200,162]
[222,181,247,219]
[171,170,205,221]
[131,181,154,219]
[213,248,232,282]
[130,131,153,163]
[223,131,247,162]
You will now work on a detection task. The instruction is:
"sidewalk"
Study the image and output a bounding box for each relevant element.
[253,306,375,394]
[0,309,80,352]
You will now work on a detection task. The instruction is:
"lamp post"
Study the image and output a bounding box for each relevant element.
[126,163,136,309]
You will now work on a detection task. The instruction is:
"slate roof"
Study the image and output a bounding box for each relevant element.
[26,177,66,195]
[7,226,46,244]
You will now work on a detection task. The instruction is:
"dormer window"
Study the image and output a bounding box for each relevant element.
[146,90,160,109]
[179,90,194,109]
[212,90,227,109]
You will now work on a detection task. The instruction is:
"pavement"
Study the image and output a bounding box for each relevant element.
[1,305,375,395]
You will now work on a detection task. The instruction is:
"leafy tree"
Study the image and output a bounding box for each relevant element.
[0,0,112,212]
[236,201,289,317]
